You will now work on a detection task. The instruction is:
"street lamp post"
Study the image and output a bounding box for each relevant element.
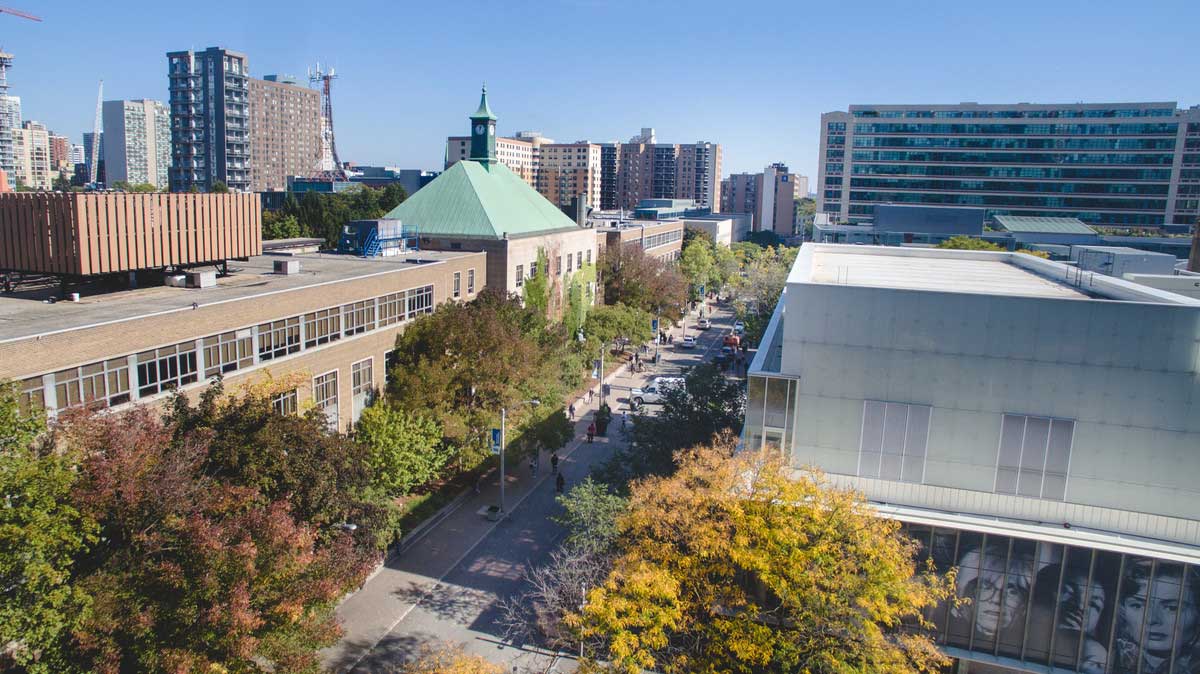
[499,399,540,515]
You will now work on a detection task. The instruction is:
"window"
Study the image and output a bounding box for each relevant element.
[995,414,1073,500]
[304,308,341,348]
[136,344,198,397]
[312,370,339,428]
[54,359,132,409]
[258,317,300,360]
[352,359,373,396]
[453,271,461,298]
[529,261,537,277]
[203,331,253,377]
[343,300,376,337]
[577,251,583,269]
[378,292,405,327]
[467,269,475,294]
[18,377,45,414]
[406,285,434,318]
[566,253,573,273]
[555,255,562,276]
[586,249,592,265]
[271,389,297,415]
[515,264,524,287]
[858,401,931,483]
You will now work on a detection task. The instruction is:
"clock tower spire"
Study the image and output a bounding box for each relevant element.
[469,84,497,164]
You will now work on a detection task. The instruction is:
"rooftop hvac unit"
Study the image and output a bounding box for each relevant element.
[274,259,301,275]
[186,270,216,289]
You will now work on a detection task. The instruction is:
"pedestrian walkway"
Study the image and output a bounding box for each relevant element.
[321,307,730,672]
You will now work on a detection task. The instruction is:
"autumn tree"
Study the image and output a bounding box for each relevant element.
[599,244,687,322]
[572,435,953,674]
[390,643,502,674]
[0,383,94,673]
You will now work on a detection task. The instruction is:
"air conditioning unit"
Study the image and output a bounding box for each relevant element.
[186,270,216,289]
[274,259,300,275]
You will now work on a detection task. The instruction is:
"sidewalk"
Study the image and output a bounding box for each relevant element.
[320,319,693,672]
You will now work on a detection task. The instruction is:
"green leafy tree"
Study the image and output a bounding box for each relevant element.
[583,303,653,349]
[732,244,798,345]
[210,180,230,193]
[554,477,628,555]
[936,235,1004,251]
[262,211,302,240]
[574,436,953,674]
[112,181,158,193]
[52,175,72,192]
[355,403,447,496]
[186,184,201,194]
[0,384,95,673]
[679,238,716,298]
[524,248,551,317]
[600,244,687,322]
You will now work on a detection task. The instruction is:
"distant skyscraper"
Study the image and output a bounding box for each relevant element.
[167,47,250,192]
[48,134,70,174]
[103,99,171,189]
[0,52,15,176]
[69,143,84,167]
[247,74,320,192]
[13,120,50,190]
[721,164,806,234]
[819,101,1200,227]
[83,131,104,185]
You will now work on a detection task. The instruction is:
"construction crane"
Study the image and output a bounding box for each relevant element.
[89,80,102,186]
[0,5,41,21]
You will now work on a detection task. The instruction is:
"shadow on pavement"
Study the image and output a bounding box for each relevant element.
[332,630,434,674]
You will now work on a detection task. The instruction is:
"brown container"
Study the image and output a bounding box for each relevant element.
[0,192,262,275]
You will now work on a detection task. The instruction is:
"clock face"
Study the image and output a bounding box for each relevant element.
[487,124,494,136]
[474,124,485,135]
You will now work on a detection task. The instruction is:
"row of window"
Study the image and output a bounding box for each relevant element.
[850,151,1178,166]
[451,269,476,299]
[853,137,1177,151]
[641,228,683,250]
[18,283,438,415]
[848,190,1167,211]
[848,178,1170,196]
[852,122,1180,136]
[849,164,1174,182]
[515,249,593,287]
[851,108,1176,119]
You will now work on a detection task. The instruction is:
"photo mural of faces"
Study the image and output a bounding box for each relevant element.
[906,525,1200,674]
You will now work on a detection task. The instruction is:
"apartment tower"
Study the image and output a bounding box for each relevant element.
[248,74,321,192]
[102,99,171,189]
[167,47,250,192]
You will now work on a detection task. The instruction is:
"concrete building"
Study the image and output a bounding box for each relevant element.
[12,120,50,190]
[48,134,70,174]
[69,143,84,167]
[746,243,1200,674]
[722,164,808,234]
[248,74,321,192]
[819,101,1200,227]
[538,142,602,211]
[102,99,171,189]
[684,213,751,246]
[167,47,250,192]
[0,52,15,177]
[592,218,685,262]
[390,88,598,301]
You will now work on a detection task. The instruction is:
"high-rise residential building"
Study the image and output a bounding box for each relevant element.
[48,134,70,174]
[446,134,540,186]
[746,243,1200,674]
[721,164,808,234]
[538,142,602,210]
[248,74,320,192]
[12,120,50,190]
[818,102,1200,227]
[69,143,84,167]
[167,47,250,192]
[0,52,14,176]
[102,99,171,189]
[83,131,103,185]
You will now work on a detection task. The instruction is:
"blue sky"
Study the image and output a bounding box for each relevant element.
[4,0,1199,180]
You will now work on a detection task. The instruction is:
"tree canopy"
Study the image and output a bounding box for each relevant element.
[599,244,687,322]
[573,437,953,674]
[262,184,408,246]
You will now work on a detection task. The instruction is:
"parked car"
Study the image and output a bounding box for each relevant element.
[697,317,712,330]
[733,320,746,335]
[630,377,685,407]
[678,335,697,349]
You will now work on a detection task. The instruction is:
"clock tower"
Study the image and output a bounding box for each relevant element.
[469,84,497,164]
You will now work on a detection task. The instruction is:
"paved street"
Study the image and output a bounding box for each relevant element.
[321,302,737,673]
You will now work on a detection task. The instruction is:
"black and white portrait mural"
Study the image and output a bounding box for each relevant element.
[907,526,1200,674]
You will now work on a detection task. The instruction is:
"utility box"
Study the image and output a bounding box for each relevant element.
[273,259,300,275]
[1071,246,1178,278]
[186,270,217,289]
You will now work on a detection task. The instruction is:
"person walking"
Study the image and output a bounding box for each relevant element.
[586,422,596,443]
[529,455,538,478]
[551,452,559,475]
[587,389,594,405]
[622,411,628,430]
[555,472,565,494]
[568,403,576,420]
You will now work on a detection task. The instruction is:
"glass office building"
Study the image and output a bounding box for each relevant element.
[817,102,1200,227]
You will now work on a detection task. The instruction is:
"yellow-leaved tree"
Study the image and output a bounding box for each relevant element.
[570,433,954,674]
[393,643,502,674]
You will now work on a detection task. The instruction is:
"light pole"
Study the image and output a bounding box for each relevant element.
[499,398,540,515]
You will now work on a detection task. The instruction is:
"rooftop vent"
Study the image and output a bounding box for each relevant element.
[186,270,216,289]
[274,259,301,275]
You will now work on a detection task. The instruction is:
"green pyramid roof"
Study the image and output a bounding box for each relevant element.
[472,86,496,121]
[384,160,581,239]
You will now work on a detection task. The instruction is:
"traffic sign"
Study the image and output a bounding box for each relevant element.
[491,428,502,455]
[651,318,659,333]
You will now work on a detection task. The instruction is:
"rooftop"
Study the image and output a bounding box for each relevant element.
[793,244,1200,305]
[993,215,1097,235]
[384,160,581,239]
[0,250,479,343]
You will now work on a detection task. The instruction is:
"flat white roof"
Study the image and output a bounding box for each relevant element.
[793,244,1200,305]
[810,251,1090,299]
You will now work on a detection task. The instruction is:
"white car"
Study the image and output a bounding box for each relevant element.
[630,377,685,407]
[697,318,712,330]
[678,335,697,349]
[733,321,745,335]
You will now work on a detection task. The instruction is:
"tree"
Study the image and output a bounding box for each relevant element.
[612,364,745,480]
[0,384,94,673]
[186,184,201,194]
[573,436,953,674]
[554,477,628,555]
[600,244,687,322]
[210,180,230,193]
[52,175,72,192]
[262,211,302,240]
[61,407,375,674]
[936,235,1003,251]
[523,248,551,317]
[392,644,502,674]
[583,303,653,351]
[111,181,158,193]
[732,244,798,346]
[355,403,447,496]
[679,238,716,298]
